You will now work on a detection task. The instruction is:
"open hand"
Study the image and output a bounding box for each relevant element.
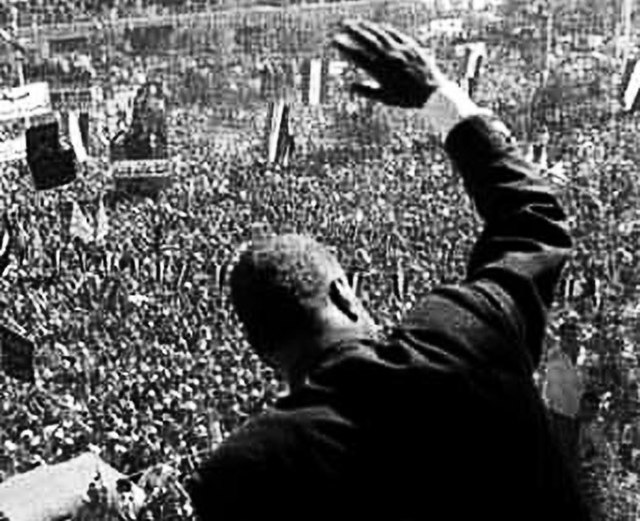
[332,19,445,108]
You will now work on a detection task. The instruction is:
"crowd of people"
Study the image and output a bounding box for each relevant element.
[2,0,368,28]
[0,2,640,520]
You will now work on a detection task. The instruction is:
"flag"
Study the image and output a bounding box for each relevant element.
[621,57,640,112]
[68,110,88,163]
[535,144,548,170]
[77,275,96,309]
[30,226,43,260]
[75,246,87,273]
[103,251,116,274]
[176,260,189,289]
[155,257,165,285]
[302,58,329,106]
[95,197,109,247]
[26,122,76,191]
[78,112,90,150]
[622,424,634,445]
[131,256,140,279]
[186,178,195,210]
[69,201,94,245]
[0,214,12,277]
[463,42,486,98]
[162,255,175,284]
[51,248,62,275]
[211,262,228,292]
[348,271,361,296]
[0,322,35,383]
[104,279,121,314]
[524,143,535,163]
[394,260,406,301]
[563,275,575,301]
[208,409,224,447]
[266,100,293,165]
[13,219,28,267]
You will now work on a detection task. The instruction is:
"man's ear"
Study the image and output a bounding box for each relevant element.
[329,277,359,323]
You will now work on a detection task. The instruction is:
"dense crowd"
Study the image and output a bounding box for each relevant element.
[2,0,365,27]
[2,3,640,520]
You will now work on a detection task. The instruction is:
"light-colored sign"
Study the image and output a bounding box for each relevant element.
[106,86,139,137]
[427,18,464,37]
[0,82,51,122]
[50,86,102,111]
[112,159,172,179]
[0,135,26,163]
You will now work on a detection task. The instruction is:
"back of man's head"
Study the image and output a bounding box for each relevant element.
[230,233,344,358]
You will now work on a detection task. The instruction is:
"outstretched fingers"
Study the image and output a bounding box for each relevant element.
[332,31,379,73]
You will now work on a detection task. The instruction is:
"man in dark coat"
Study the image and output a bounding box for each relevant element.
[188,20,591,521]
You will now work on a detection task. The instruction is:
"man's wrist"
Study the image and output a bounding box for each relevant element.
[423,82,487,139]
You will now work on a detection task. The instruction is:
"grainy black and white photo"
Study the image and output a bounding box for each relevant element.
[0,0,636,519]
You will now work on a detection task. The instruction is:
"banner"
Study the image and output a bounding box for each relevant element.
[110,81,168,161]
[50,86,102,112]
[112,159,172,179]
[302,59,330,106]
[107,86,138,126]
[0,135,26,163]
[464,42,487,80]
[48,35,90,55]
[462,42,487,98]
[0,82,51,123]
[26,122,77,191]
[95,197,109,247]
[68,111,88,162]
[112,159,173,194]
[266,100,293,165]
[126,24,174,53]
[621,58,640,112]
[0,322,35,383]
[427,17,464,38]
[0,214,11,277]
[348,271,361,296]
[69,201,94,245]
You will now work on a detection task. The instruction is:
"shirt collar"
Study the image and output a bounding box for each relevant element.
[288,327,380,391]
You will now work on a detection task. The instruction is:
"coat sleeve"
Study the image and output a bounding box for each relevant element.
[400,116,572,375]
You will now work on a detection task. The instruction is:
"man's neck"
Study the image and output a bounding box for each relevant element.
[284,325,379,390]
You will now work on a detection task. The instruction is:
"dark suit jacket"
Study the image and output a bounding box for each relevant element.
[188,116,591,520]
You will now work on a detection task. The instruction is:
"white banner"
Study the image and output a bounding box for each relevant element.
[50,85,102,111]
[68,111,87,163]
[0,83,51,122]
[106,86,138,136]
[0,136,26,163]
[112,159,172,179]
[428,18,464,37]
[308,59,323,106]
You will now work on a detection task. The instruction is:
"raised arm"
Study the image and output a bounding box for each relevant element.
[333,20,571,372]
[443,115,571,368]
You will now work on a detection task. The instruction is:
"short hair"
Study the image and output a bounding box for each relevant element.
[229,234,343,356]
